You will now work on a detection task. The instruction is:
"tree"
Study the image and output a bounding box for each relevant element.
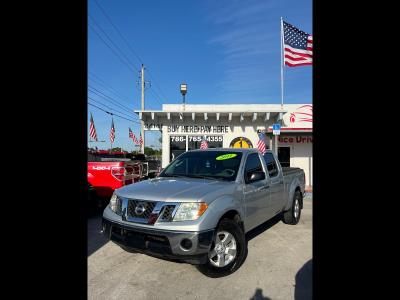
[144,147,155,156]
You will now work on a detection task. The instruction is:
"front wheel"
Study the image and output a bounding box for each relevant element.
[196,218,247,277]
[282,190,302,225]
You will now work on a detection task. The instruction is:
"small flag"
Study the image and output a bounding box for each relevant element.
[89,113,98,141]
[110,117,115,143]
[129,127,139,144]
[139,133,143,146]
[200,136,208,150]
[283,20,313,67]
[257,132,267,154]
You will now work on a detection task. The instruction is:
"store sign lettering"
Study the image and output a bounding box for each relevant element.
[279,136,313,143]
[167,125,229,133]
[144,123,163,131]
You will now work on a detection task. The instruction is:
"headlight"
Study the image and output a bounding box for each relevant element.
[110,193,118,212]
[173,202,208,222]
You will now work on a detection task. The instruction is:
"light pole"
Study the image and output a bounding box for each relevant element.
[180,83,187,111]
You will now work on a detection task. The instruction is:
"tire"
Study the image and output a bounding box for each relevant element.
[197,218,247,278]
[283,190,302,225]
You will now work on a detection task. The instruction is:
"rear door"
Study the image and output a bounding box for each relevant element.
[262,152,285,215]
[243,153,271,231]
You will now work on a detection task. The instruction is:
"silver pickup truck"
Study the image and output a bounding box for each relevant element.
[102,148,305,276]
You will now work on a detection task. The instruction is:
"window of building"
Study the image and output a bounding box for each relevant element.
[170,136,186,161]
[262,152,279,177]
[188,135,223,150]
[278,147,290,167]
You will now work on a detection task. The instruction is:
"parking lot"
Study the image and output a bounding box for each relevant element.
[88,197,312,300]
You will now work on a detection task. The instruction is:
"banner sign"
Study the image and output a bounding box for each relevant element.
[278,136,313,143]
[145,123,230,134]
[167,125,229,133]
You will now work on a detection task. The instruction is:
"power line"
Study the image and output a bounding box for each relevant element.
[146,71,169,102]
[88,88,134,116]
[88,102,141,124]
[88,85,135,114]
[88,82,138,111]
[89,24,161,109]
[88,73,134,105]
[88,97,136,119]
[89,23,137,74]
[93,0,144,65]
[89,14,140,73]
[93,0,169,105]
[148,88,164,107]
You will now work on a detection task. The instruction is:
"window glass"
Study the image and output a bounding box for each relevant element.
[244,153,264,182]
[170,136,186,161]
[160,151,242,181]
[188,136,223,150]
[263,152,279,177]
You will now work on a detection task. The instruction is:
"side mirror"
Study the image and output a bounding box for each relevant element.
[246,171,265,183]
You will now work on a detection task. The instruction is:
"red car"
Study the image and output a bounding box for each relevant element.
[88,150,143,206]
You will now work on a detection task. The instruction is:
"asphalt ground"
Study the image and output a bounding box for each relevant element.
[88,198,312,300]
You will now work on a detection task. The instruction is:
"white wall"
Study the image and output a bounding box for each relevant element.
[158,104,313,187]
[278,139,312,188]
[161,119,275,167]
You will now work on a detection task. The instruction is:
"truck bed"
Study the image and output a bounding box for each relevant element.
[282,167,302,176]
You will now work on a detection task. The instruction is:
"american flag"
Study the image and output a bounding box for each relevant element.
[129,127,139,144]
[257,132,267,154]
[283,21,313,67]
[200,136,208,150]
[89,113,98,141]
[139,133,143,145]
[110,118,115,143]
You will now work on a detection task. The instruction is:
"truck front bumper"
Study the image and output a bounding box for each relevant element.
[102,218,214,265]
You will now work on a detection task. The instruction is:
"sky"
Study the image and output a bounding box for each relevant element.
[88,0,312,151]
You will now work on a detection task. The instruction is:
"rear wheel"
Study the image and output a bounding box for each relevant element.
[283,190,302,225]
[197,218,247,277]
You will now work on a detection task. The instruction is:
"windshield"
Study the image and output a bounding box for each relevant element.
[159,151,243,181]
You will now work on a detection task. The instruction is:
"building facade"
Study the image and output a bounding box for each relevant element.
[136,103,312,190]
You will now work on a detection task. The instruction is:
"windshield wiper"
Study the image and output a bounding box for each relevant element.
[183,174,225,181]
[160,174,187,178]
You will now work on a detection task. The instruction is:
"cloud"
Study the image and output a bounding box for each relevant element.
[202,0,282,98]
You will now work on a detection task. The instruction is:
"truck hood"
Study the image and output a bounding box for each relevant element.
[115,177,236,203]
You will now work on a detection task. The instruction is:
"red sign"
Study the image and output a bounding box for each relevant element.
[278,136,312,143]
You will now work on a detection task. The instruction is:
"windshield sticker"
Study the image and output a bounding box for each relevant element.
[216,153,237,161]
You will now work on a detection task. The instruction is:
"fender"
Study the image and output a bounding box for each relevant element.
[284,177,301,211]
[199,195,244,231]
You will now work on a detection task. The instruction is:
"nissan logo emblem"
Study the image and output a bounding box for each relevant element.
[135,203,146,215]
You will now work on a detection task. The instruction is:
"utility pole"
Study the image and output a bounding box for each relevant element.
[140,64,145,154]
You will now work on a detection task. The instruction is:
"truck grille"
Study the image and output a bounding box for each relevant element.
[127,200,156,219]
[159,205,176,222]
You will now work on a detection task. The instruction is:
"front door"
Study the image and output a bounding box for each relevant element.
[278,147,290,167]
[243,153,271,231]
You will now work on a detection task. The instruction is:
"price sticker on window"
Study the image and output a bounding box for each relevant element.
[216,153,237,161]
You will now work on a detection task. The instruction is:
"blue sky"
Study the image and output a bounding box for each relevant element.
[88,0,312,151]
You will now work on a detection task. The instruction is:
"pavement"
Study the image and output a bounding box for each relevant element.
[88,198,312,300]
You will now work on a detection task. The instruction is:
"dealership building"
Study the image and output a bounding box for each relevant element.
[136,103,312,190]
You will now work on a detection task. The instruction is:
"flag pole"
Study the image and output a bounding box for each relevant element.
[280,17,284,110]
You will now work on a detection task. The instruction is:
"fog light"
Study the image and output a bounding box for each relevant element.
[180,238,192,250]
